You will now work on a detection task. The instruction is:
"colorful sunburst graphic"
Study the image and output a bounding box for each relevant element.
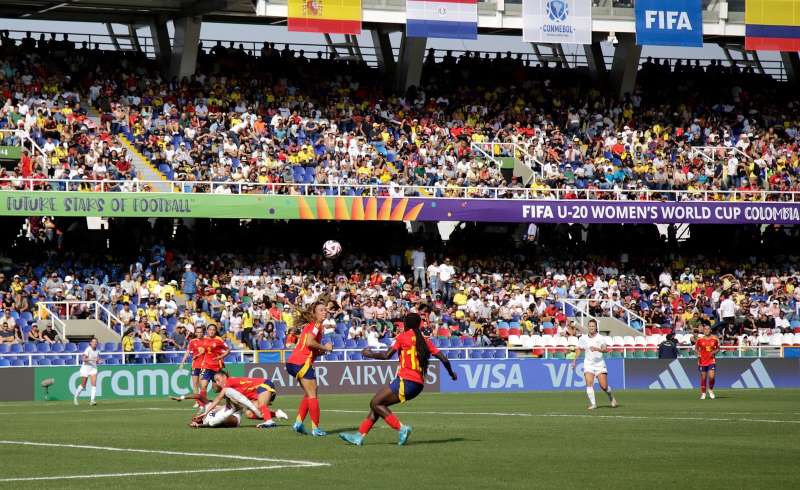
[295,196,425,221]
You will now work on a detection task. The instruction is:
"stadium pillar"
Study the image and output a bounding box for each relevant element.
[372,28,396,75]
[149,18,172,74]
[609,33,641,99]
[583,40,607,83]
[169,16,202,79]
[781,52,800,85]
[396,33,426,92]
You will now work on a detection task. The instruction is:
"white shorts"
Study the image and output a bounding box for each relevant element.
[79,366,98,377]
[583,362,608,376]
[204,406,241,428]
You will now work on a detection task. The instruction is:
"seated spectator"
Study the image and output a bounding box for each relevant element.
[171,324,188,350]
[285,328,299,349]
[0,322,16,344]
[41,324,59,344]
[27,325,43,343]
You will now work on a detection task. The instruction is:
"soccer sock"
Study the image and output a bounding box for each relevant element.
[709,378,715,390]
[308,398,321,428]
[358,418,375,436]
[604,387,614,401]
[586,387,596,406]
[90,386,96,402]
[74,385,83,397]
[259,405,272,422]
[700,377,707,393]
[296,396,309,423]
[384,414,402,431]
[199,389,208,404]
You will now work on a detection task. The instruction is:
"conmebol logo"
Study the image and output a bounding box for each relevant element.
[648,360,693,389]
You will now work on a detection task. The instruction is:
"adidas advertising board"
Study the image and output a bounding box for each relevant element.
[624,358,800,389]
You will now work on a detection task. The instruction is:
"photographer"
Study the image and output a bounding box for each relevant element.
[658,332,679,359]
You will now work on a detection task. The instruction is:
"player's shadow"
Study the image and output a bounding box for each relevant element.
[326,427,360,435]
[404,437,472,445]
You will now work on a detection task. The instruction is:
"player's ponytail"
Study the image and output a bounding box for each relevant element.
[298,301,325,326]
[405,313,430,378]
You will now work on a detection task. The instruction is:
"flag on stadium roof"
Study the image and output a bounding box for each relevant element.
[406,0,478,40]
[522,0,592,45]
[745,0,800,51]
[287,0,362,34]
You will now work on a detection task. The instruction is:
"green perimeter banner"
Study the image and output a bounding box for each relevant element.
[33,364,244,401]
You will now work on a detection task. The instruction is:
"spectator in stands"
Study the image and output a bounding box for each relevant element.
[122,328,135,364]
[26,325,43,343]
[159,292,178,319]
[284,328,299,349]
[182,264,198,304]
[118,302,134,326]
[149,326,165,363]
[658,333,679,359]
[41,324,59,344]
[0,309,15,330]
[171,324,188,350]
[0,322,16,344]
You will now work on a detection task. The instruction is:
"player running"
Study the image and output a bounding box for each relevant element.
[197,324,229,408]
[285,301,333,437]
[73,337,101,406]
[339,312,458,446]
[695,324,720,399]
[178,325,206,408]
[573,319,618,410]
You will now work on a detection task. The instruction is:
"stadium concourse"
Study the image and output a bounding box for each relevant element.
[2,32,800,200]
[1,217,799,367]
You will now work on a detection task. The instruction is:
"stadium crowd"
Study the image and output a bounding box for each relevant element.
[2,32,800,200]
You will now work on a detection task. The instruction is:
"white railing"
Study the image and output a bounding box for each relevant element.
[2,178,799,202]
[0,129,46,159]
[558,298,601,329]
[36,301,124,337]
[690,146,754,162]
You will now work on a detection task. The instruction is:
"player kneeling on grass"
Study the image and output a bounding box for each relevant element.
[573,319,618,410]
[202,372,288,429]
[339,312,458,446]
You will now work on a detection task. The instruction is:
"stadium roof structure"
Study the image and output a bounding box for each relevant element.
[2,1,798,94]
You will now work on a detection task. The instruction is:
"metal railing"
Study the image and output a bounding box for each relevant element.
[689,146,754,162]
[0,129,46,158]
[3,178,800,202]
[36,301,124,337]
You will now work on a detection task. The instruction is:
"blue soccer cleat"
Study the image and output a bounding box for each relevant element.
[339,432,364,446]
[398,425,412,446]
[311,427,328,437]
[292,422,308,435]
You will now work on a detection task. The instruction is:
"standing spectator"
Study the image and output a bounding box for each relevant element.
[427,259,440,294]
[121,328,135,364]
[118,302,134,326]
[411,246,426,289]
[715,293,737,336]
[439,258,456,301]
[182,264,198,304]
[171,324,188,350]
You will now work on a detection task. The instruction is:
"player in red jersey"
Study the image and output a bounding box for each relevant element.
[199,372,288,428]
[197,324,229,407]
[695,324,720,400]
[178,326,206,407]
[284,301,333,437]
[340,312,457,446]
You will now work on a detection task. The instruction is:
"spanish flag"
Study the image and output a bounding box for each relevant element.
[288,0,362,34]
[745,0,800,51]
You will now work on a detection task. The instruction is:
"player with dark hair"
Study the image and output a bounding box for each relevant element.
[197,324,229,408]
[178,325,206,408]
[695,324,720,399]
[285,301,333,436]
[339,312,458,446]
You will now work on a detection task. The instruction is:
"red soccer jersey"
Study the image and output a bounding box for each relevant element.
[187,337,204,369]
[224,377,270,401]
[392,329,440,384]
[696,336,719,367]
[200,336,227,371]
[287,323,323,366]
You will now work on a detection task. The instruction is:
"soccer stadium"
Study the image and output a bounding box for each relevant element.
[1,0,800,488]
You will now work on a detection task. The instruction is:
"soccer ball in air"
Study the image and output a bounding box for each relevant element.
[322,240,342,258]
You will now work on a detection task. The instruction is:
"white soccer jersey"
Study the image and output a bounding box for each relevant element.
[578,334,607,366]
[82,346,99,367]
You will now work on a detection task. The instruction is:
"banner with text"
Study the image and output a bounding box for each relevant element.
[32,364,245,401]
[624,358,800,389]
[3,192,800,224]
[440,358,625,392]
[523,0,592,44]
[635,0,703,47]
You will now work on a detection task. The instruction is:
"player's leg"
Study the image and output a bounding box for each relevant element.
[255,389,277,428]
[583,371,597,409]
[89,373,98,405]
[298,377,325,436]
[707,365,716,399]
[596,372,617,407]
[74,373,88,405]
[699,367,708,399]
[190,372,200,407]
[341,386,400,446]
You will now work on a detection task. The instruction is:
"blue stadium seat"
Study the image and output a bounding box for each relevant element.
[462,337,475,347]
[78,342,90,351]
[12,360,26,367]
[51,359,65,366]
[332,337,345,348]
[106,358,120,365]
[50,343,64,353]
[10,344,22,354]
[65,343,78,353]
[0,359,10,367]
[37,343,51,353]
[103,342,116,352]
[36,358,51,366]
[0,345,10,354]
[356,339,368,349]
[449,337,462,347]
[258,340,270,350]
[24,342,37,353]
[348,353,362,361]
[345,339,357,349]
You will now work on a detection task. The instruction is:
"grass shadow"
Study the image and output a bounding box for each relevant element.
[406,437,472,446]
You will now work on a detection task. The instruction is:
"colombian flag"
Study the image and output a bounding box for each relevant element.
[745,0,800,51]
[288,0,362,34]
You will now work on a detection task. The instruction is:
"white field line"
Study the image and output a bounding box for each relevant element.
[0,440,329,482]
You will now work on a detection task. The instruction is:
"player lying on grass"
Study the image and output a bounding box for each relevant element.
[339,312,458,446]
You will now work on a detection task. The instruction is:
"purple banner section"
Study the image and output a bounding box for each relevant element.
[413,199,800,224]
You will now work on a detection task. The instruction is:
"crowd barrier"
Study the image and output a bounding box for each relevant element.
[3,358,799,402]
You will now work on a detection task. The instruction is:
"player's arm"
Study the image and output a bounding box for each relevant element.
[361,347,396,361]
[198,389,227,416]
[572,347,583,366]
[215,342,230,361]
[178,348,191,369]
[433,351,457,380]
[305,333,333,353]
[712,340,721,357]
[170,393,204,402]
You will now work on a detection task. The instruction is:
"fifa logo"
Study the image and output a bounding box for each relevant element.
[546,0,569,23]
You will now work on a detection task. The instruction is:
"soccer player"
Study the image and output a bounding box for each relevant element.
[695,324,720,399]
[284,301,333,437]
[339,312,458,446]
[73,337,101,406]
[573,319,618,410]
[197,324,229,408]
[210,371,288,428]
[178,325,206,408]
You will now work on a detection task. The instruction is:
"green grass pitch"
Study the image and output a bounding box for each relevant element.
[1,390,799,489]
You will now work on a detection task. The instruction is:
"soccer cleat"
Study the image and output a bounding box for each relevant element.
[90,401,97,406]
[587,405,597,410]
[257,420,277,429]
[275,409,289,420]
[398,425,412,446]
[610,398,618,408]
[292,422,308,435]
[192,402,199,409]
[701,392,707,400]
[311,428,328,437]
[73,396,78,406]
[339,432,364,446]
[708,390,715,399]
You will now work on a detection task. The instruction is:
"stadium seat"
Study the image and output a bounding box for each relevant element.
[24,342,37,353]
[0,345,10,354]
[462,337,475,347]
[65,343,78,353]
[50,343,65,353]
[0,359,9,367]
[498,328,509,340]
[51,358,65,366]
[36,358,51,366]
[37,343,51,353]
[449,337,462,347]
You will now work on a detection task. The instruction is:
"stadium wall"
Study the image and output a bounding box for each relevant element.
[4,192,800,224]
[4,359,800,402]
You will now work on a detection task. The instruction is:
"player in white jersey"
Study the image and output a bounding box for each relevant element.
[573,320,618,410]
[74,337,101,406]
